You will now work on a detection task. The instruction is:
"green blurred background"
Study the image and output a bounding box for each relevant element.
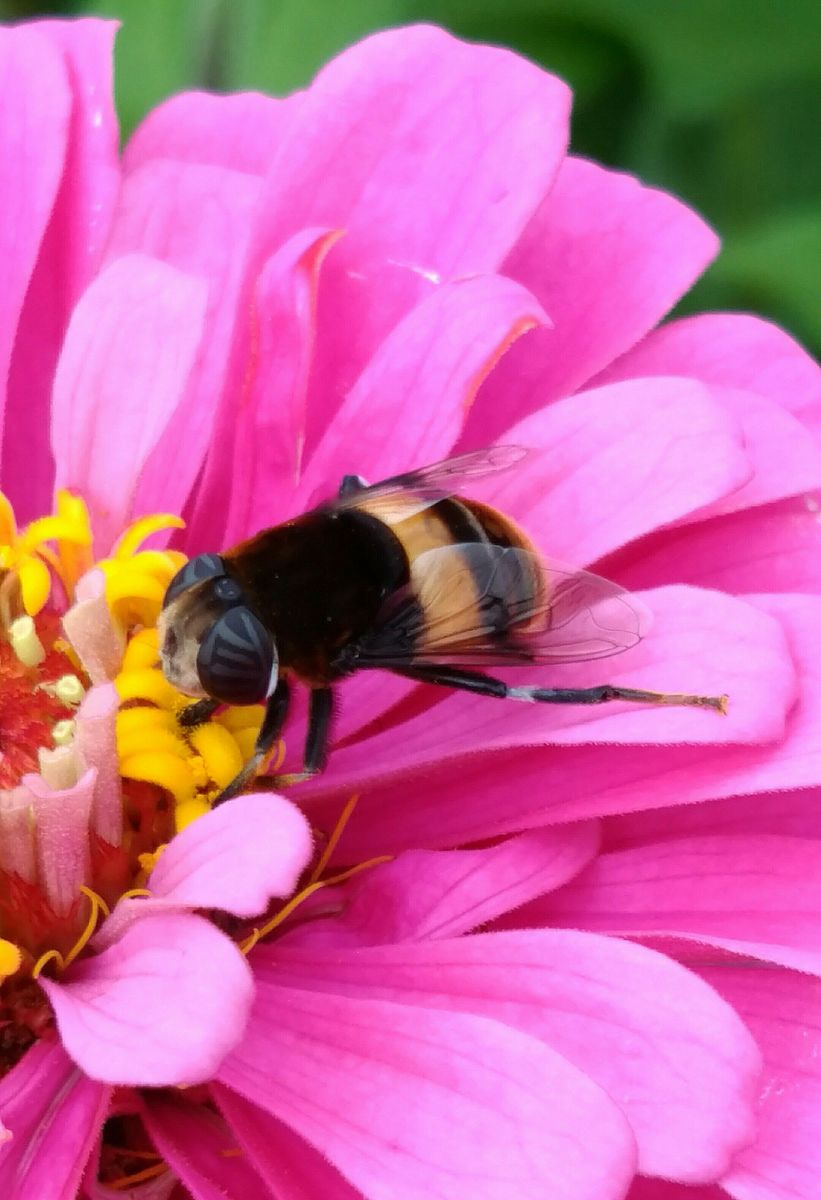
[4,0,819,355]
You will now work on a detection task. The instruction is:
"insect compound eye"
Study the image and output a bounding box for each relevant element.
[196,606,276,706]
[163,553,226,609]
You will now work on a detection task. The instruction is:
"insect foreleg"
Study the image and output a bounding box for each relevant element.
[264,686,334,789]
[393,665,727,714]
[212,678,291,806]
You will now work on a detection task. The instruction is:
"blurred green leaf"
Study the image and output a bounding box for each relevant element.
[683,206,821,352]
[220,0,411,95]
[81,0,222,136]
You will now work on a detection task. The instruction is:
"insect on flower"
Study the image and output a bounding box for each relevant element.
[159,447,728,803]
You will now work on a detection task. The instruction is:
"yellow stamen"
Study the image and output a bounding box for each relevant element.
[0,492,16,544]
[116,668,179,708]
[116,705,177,739]
[309,795,360,884]
[117,725,191,763]
[120,752,197,806]
[138,845,167,875]
[240,856,392,953]
[187,724,244,790]
[119,887,152,901]
[52,719,76,747]
[62,886,109,969]
[121,627,160,673]
[109,1164,169,1190]
[0,939,22,978]
[17,555,51,615]
[32,949,65,979]
[20,514,92,554]
[9,615,46,666]
[216,704,266,734]
[114,513,185,560]
[175,797,212,833]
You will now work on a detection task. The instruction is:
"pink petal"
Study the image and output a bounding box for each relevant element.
[467,155,719,442]
[610,495,821,595]
[143,1094,275,1200]
[124,90,292,176]
[220,228,341,548]
[104,159,261,526]
[0,1040,109,1200]
[607,788,821,847]
[62,569,125,684]
[310,586,793,803]
[42,913,253,1086]
[51,253,207,551]
[75,683,122,845]
[218,982,636,1200]
[214,1089,360,1200]
[4,19,119,523]
[698,963,821,1200]
[294,274,547,511]
[282,824,601,949]
[22,767,94,914]
[596,312,821,437]
[308,591,806,861]
[257,25,570,456]
[532,834,821,975]
[485,376,752,567]
[628,1181,727,1200]
[148,791,313,913]
[0,25,69,467]
[94,791,312,949]
[265,930,761,1182]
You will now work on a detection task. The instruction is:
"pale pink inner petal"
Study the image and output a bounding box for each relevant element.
[218,982,636,1200]
[51,253,207,552]
[0,1040,109,1200]
[265,929,760,1182]
[22,767,94,914]
[62,569,125,684]
[147,791,313,915]
[42,913,253,1087]
[466,154,719,442]
[74,682,121,844]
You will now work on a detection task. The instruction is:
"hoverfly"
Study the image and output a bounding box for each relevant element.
[159,447,726,804]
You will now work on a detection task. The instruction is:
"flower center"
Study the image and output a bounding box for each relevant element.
[0,494,268,1074]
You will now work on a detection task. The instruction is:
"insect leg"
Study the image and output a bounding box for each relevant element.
[212,678,291,806]
[177,698,220,728]
[394,665,727,713]
[338,474,368,498]
[267,686,334,787]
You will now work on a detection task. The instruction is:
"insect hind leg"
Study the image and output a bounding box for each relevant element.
[394,665,727,714]
[338,474,369,498]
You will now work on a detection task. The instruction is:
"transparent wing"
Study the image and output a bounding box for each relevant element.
[320,446,528,522]
[356,543,649,668]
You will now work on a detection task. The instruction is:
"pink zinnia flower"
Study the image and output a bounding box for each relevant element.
[0,14,820,1200]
